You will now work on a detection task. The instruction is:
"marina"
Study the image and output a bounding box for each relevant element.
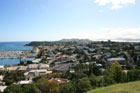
[0,50,22,59]
[0,42,33,66]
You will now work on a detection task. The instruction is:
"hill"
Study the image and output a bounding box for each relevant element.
[60,38,92,43]
[88,81,140,93]
[25,39,92,46]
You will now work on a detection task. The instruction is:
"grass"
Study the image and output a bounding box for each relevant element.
[88,81,140,93]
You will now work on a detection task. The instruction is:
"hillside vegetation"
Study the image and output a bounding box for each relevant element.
[25,39,92,46]
[88,81,140,93]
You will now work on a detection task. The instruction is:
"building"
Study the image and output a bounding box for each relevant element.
[93,55,101,60]
[38,64,49,69]
[6,66,18,71]
[0,75,4,81]
[24,69,52,80]
[107,57,126,65]
[28,64,50,71]
[53,63,76,72]
[17,80,32,86]
[32,59,41,63]
[0,86,7,92]
[33,47,40,53]
[6,66,28,72]
[0,66,4,71]
[17,66,28,72]
[49,78,69,84]
[28,64,38,70]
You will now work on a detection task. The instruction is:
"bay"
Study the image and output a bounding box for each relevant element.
[0,42,33,66]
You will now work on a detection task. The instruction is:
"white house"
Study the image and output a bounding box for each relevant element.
[0,86,7,92]
[0,75,4,81]
[28,64,38,70]
[17,80,32,86]
[0,66,4,71]
[32,59,41,63]
[38,64,49,69]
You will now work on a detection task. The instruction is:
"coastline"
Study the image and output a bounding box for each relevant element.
[0,42,34,66]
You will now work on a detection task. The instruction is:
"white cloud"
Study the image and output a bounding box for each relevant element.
[94,0,135,10]
[93,27,140,41]
[55,27,140,42]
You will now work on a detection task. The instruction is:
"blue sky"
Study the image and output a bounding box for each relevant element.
[0,0,140,41]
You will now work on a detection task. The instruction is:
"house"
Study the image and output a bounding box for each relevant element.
[0,75,4,81]
[49,78,69,84]
[135,46,140,51]
[0,81,5,86]
[17,66,28,72]
[33,47,40,53]
[107,57,126,65]
[28,64,50,70]
[6,66,18,71]
[53,63,76,72]
[93,55,101,60]
[47,57,51,60]
[25,63,51,79]
[0,86,7,92]
[0,66,4,71]
[84,50,89,55]
[24,69,52,80]
[89,49,95,52]
[28,64,38,70]
[69,69,75,73]
[38,64,49,69]
[56,55,68,60]
[17,80,32,86]
[122,67,129,73]
[32,59,41,63]
[95,63,102,67]
[136,54,140,62]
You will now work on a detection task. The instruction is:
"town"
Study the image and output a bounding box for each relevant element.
[1,39,140,93]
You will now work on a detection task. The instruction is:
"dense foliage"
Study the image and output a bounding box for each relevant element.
[3,71,25,85]
[3,62,140,93]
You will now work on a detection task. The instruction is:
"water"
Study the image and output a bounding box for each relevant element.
[0,58,35,66]
[0,42,33,66]
[0,42,32,51]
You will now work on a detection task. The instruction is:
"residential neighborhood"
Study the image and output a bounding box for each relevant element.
[1,40,140,92]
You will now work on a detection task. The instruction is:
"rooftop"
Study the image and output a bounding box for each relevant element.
[107,58,126,61]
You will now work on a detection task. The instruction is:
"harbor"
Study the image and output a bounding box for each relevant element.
[0,50,22,59]
[0,42,34,66]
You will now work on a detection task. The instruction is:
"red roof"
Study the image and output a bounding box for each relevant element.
[49,78,69,84]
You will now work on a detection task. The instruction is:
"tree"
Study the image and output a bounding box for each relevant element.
[89,74,97,89]
[76,77,92,93]
[89,64,101,76]
[26,60,33,64]
[59,82,76,93]
[103,69,115,86]
[127,69,140,81]
[23,83,41,93]
[36,77,59,93]
[121,72,128,83]
[4,84,23,93]
[110,61,122,83]
[3,71,25,85]
[71,72,87,80]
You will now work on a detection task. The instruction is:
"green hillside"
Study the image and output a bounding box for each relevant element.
[88,81,140,93]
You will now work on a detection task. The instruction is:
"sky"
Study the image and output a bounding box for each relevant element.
[0,0,140,42]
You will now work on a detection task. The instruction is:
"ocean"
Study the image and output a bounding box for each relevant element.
[0,42,32,51]
[0,42,33,66]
